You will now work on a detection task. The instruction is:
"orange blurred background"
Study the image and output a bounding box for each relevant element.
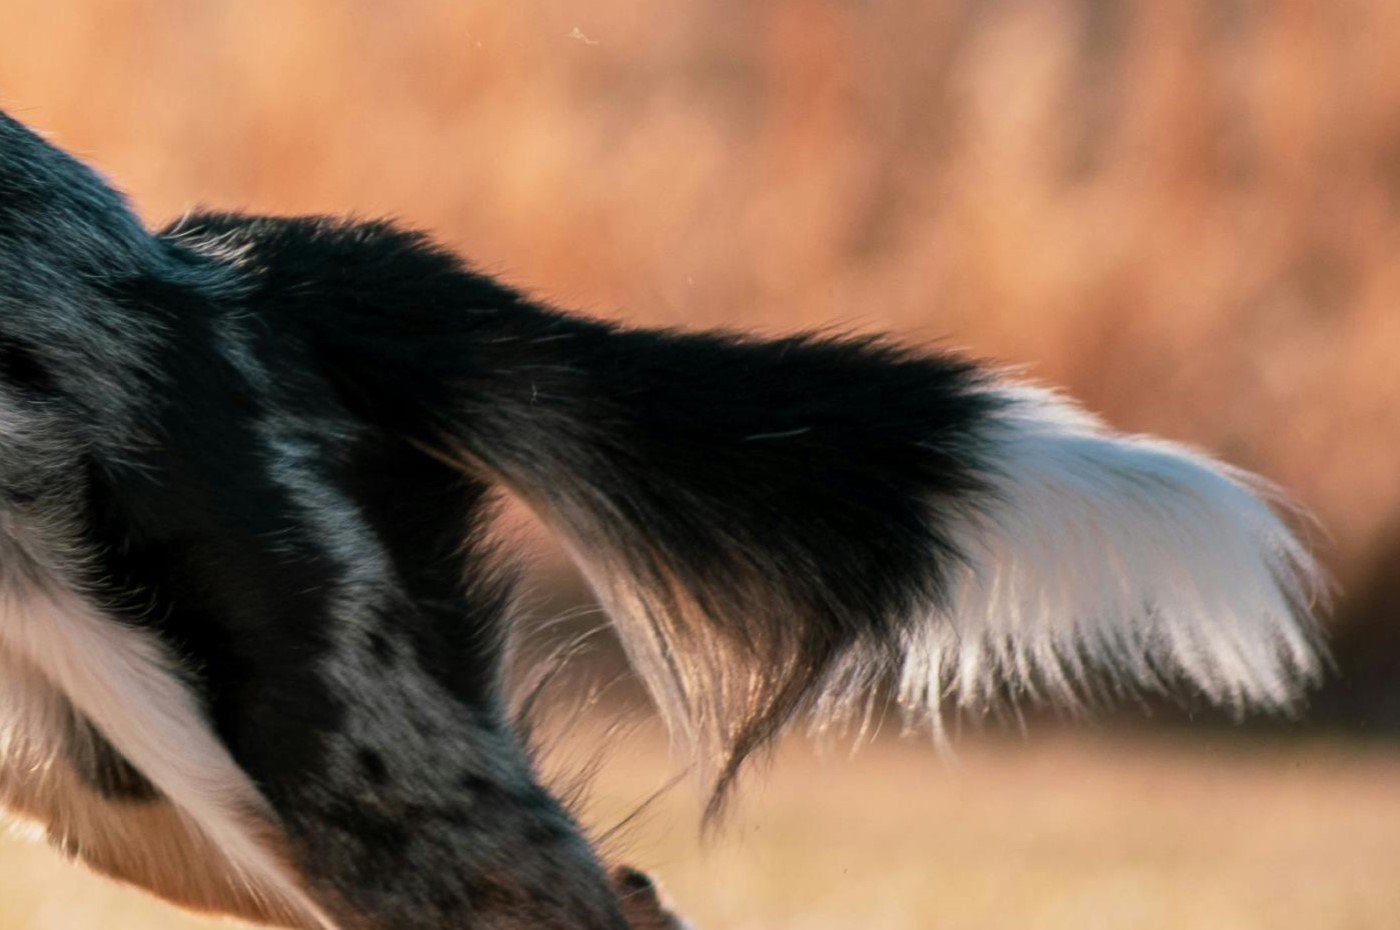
[1,2,1398,928]
[6,0,1399,566]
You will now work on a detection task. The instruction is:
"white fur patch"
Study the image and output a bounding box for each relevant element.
[0,581,339,929]
[895,383,1327,729]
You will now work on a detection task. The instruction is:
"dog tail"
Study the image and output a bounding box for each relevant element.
[436,317,1324,808]
[275,220,1328,813]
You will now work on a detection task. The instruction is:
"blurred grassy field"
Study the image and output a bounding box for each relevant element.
[3,728,1399,930]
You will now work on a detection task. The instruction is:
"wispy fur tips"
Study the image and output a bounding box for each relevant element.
[137,208,1328,827]
[896,383,1327,732]
[393,299,1329,811]
[0,104,1331,926]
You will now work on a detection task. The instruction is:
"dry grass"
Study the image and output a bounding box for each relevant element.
[3,729,1399,929]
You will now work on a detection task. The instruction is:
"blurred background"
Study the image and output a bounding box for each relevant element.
[1,1,1398,927]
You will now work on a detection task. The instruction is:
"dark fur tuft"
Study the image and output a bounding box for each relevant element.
[0,109,1324,930]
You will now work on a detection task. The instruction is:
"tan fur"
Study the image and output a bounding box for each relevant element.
[0,580,339,928]
[609,867,693,930]
[0,644,318,928]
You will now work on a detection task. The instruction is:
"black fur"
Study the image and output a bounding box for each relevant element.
[0,113,625,930]
[0,110,1322,929]
[160,212,1007,807]
[63,713,159,802]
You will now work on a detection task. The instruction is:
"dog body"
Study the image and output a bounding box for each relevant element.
[0,111,1322,929]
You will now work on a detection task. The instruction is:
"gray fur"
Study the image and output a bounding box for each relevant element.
[0,111,632,928]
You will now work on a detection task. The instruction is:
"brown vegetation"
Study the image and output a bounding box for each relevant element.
[3,0,1396,575]
[0,3,1397,927]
